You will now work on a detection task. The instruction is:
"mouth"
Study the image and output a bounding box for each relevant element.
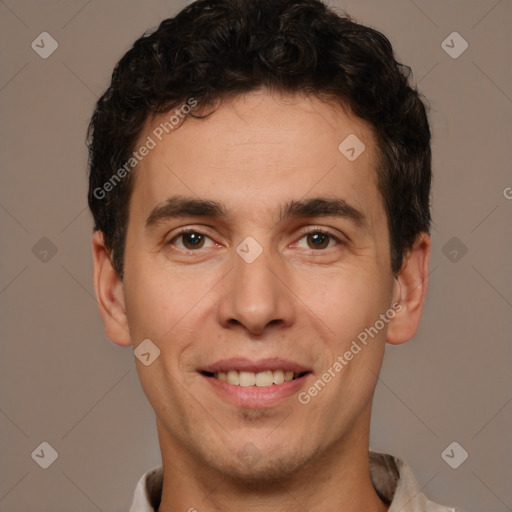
[200,369,310,387]
[198,358,312,407]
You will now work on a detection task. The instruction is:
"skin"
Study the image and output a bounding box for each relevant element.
[93,90,430,511]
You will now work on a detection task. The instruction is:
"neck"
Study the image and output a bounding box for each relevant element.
[156,409,388,512]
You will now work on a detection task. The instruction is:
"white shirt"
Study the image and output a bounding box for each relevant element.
[130,451,462,511]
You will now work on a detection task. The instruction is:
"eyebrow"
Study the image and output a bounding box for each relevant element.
[145,195,367,230]
[145,196,227,229]
[279,197,367,227]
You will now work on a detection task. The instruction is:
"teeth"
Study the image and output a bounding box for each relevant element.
[273,369,284,385]
[226,370,240,385]
[256,370,274,387]
[213,369,303,387]
[239,371,256,387]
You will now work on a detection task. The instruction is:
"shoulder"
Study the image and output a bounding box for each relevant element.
[130,466,163,512]
[382,453,464,512]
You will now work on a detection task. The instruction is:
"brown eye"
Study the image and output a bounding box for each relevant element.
[168,231,214,251]
[167,229,218,253]
[180,232,205,250]
[306,232,330,249]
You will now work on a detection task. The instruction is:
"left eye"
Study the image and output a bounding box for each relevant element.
[295,231,339,250]
[169,231,216,250]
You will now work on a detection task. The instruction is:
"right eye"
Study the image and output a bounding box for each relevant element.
[167,230,217,250]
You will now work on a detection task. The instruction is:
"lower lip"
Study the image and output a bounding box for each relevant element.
[201,373,311,408]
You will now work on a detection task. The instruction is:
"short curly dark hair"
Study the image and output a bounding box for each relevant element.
[87,0,431,278]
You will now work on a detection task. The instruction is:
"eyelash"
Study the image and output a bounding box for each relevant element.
[295,227,345,250]
[166,227,345,251]
[167,228,218,250]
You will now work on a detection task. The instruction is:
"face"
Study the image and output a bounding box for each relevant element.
[119,91,400,481]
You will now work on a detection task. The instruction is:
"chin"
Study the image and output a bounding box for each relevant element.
[205,442,313,489]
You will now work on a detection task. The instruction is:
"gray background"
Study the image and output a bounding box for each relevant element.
[1,0,511,510]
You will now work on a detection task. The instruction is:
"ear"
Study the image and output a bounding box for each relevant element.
[92,231,132,347]
[386,232,431,345]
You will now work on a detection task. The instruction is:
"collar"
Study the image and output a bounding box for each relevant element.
[130,451,460,512]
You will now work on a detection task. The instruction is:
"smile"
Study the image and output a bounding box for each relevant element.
[201,369,308,387]
[198,358,312,407]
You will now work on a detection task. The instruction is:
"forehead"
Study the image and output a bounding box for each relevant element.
[130,91,384,227]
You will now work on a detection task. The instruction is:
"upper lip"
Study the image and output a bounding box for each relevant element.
[200,357,311,374]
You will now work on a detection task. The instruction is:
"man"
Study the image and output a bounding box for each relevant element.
[87,0,461,510]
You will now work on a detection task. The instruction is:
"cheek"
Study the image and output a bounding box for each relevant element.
[123,259,211,339]
[122,262,226,384]
[296,265,391,346]
[124,270,205,414]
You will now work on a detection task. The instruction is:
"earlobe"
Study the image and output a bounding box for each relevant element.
[386,232,431,345]
[92,231,132,347]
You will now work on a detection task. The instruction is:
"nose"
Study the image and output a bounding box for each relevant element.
[216,245,296,336]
